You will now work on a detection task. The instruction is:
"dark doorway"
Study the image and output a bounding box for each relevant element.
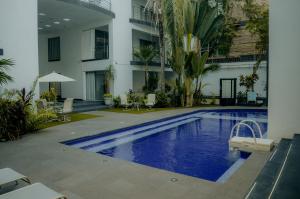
[220,78,237,106]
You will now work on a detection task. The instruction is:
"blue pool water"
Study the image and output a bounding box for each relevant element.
[63,109,268,182]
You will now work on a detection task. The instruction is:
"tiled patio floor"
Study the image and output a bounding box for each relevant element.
[0,107,269,199]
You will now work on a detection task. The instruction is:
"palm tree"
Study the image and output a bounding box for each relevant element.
[164,0,227,106]
[0,59,13,86]
[192,52,220,103]
[133,46,158,92]
[145,0,166,92]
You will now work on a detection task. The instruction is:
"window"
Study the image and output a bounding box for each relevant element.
[48,37,60,62]
[95,30,109,60]
[140,39,157,49]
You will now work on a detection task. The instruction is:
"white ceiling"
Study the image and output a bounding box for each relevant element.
[38,0,113,33]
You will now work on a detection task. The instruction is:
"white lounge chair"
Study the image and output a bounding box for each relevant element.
[0,168,30,188]
[120,95,131,110]
[57,98,74,121]
[0,183,66,199]
[145,94,156,109]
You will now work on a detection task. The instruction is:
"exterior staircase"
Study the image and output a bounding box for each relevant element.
[71,100,108,113]
[245,134,300,199]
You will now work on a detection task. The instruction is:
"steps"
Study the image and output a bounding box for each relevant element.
[72,100,108,113]
[246,134,300,199]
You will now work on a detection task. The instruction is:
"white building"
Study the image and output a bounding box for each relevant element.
[0,0,267,102]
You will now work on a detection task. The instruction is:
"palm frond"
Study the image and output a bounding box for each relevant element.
[0,59,14,86]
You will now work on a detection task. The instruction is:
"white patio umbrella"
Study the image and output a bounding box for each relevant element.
[38,71,76,83]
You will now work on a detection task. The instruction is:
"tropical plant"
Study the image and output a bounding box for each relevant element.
[0,59,13,86]
[144,72,159,93]
[155,91,169,108]
[104,64,114,94]
[0,79,56,141]
[192,52,220,104]
[113,96,121,108]
[164,0,226,107]
[133,46,158,92]
[239,0,269,74]
[145,0,166,92]
[40,88,57,102]
[240,73,259,92]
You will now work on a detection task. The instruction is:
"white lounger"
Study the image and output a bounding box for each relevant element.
[0,183,66,199]
[229,136,275,152]
[0,168,30,187]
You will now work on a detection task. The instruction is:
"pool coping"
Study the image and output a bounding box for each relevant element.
[61,108,269,190]
[62,108,267,145]
[0,106,270,199]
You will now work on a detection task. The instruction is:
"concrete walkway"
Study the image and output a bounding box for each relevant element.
[0,107,269,199]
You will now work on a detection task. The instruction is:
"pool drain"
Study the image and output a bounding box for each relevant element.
[170,178,178,182]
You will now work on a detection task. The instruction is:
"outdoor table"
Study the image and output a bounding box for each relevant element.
[131,102,140,111]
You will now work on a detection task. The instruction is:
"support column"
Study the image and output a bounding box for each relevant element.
[268,0,300,141]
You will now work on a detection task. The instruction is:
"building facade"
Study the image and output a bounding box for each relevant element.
[0,0,267,102]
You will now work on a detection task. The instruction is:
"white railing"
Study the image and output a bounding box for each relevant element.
[230,120,263,144]
[79,0,111,11]
[132,4,154,23]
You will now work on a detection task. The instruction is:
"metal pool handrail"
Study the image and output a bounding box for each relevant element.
[230,122,257,144]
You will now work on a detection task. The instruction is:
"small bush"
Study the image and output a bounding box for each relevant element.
[113,96,121,108]
[0,99,25,141]
[155,92,169,108]
[40,88,57,102]
[26,109,57,132]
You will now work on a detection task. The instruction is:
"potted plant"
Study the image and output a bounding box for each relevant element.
[104,93,113,105]
[104,65,114,105]
[239,73,259,103]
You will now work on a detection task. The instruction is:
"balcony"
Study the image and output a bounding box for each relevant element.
[130,1,154,26]
[131,47,161,66]
[78,0,111,11]
[57,0,115,17]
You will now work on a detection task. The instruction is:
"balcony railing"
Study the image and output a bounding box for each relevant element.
[131,3,154,25]
[79,0,112,11]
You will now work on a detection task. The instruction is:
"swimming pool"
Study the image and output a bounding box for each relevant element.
[63,109,268,182]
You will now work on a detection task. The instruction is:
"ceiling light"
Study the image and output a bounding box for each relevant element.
[63,18,71,22]
[39,13,46,16]
[38,27,43,30]
[45,24,51,28]
[53,21,60,25]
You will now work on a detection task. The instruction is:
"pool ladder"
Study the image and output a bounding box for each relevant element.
[229,120,263,150]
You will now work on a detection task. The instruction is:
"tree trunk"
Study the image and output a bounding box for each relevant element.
[145,64,149,92]
[185,78,193,107]
[158,19,165,92]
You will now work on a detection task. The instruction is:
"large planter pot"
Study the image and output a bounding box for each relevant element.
[104,97,113,105]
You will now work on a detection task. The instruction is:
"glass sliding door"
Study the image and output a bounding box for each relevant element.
[86,71,105,101]
[95,72,105,101]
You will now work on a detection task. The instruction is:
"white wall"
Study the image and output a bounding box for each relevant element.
[0,0,39,95]
[202,61,267,97]
[268,0,300,142]
[39,30,84,99]
[39,19,112,99]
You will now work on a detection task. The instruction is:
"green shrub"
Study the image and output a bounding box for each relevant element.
[113,96,121,108]
[0,99,26,141]
[26,109,57,132]
[40,88,57,102]
[155,92,169,108]
[0,79,57,141]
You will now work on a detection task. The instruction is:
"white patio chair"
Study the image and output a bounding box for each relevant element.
[120,95,131,110]
[57,98,74,121]
[145,94,156,109]
[0,168,30,188]
[0,183,66,199]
